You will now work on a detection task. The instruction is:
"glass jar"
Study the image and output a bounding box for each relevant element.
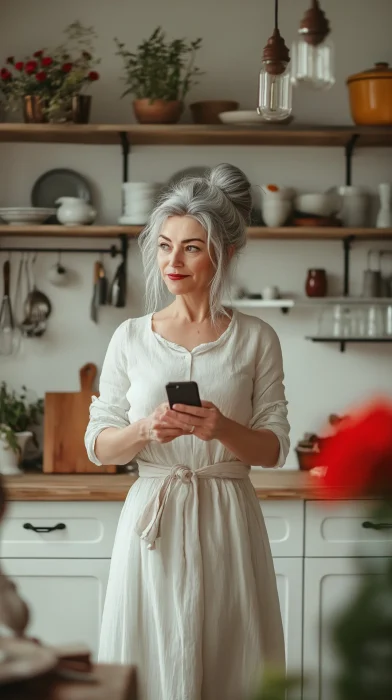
[291,35,335,90]
[257,61,292,122]
[305,269,328,297]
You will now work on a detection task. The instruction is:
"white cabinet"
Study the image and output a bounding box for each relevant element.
[2,558,110,660]
[273,557,303,678]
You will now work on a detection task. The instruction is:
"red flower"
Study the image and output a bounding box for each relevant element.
[25,60,38,75]
[35,71,47,82]
[41,56,53,67]
[6,56,14,65]
[0,68,12,81]
[33,50,44,58]
[319,399,392,499]
[88,70,99,81]
[15,61,24,71]
[61,62,73,73]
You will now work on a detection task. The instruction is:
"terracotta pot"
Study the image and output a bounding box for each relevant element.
[305,268,327,297]
[23,96,47,123]
[190,100,239,124]
[347,62,392,125]
[133,99,183,124]
[72,95,92,124]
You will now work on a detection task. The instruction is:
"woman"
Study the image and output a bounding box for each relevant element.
[85,163,290,700]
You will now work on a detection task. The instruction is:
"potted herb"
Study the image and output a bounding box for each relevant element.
[115,27,203,124]
[0,21,100,124]
[0,382,43,475]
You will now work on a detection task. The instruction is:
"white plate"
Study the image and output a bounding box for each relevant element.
[219,110,262,125]
[0,207,56,225]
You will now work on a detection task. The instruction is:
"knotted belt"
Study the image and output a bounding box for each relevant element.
[135,461,250,549]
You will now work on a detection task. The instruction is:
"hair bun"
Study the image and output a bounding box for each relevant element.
[209,163,252,223]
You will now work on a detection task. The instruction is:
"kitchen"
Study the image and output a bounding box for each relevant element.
[0,0,392,698]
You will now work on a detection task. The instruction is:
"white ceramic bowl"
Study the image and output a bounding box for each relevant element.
[0,207,56,225]
[294,193,341,217]
[262,200,292,227]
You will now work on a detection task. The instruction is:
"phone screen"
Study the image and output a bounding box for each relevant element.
[166,381,202,409]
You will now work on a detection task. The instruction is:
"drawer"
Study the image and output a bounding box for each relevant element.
[260,501,304,557]
[305,500,392,557]
[1,502,124,558]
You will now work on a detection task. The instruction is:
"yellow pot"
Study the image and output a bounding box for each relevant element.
[347,62,392,125]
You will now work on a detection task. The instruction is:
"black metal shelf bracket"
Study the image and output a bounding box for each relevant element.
[340,235,356,352]
[119,131,130,183]
[345,133,360,186]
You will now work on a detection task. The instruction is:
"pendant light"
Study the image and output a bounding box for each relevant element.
[257,0,292,122]
[291,0,335,90]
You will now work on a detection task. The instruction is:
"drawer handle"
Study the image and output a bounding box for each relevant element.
[362,521,392,531]
[23,522,66,534]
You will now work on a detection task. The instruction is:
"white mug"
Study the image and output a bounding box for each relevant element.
[262,285,280,300]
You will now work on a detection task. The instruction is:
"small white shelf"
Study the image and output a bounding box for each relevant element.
[224,297,392,309]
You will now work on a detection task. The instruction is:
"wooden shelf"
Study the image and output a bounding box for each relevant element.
[0,225,392,240]
[306,336,392,343]
[225,297,392,309]
[1,123,392,146]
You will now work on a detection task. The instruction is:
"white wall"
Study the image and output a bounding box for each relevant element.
[1,0,392,468]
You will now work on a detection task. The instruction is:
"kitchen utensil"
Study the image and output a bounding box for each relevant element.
[120,182,158,224]
[109,261,126,307]
[90,260,100,322]
[190,100,239,124]
[347,62,392,126]
[385,304,392,336]
[261,185,295,201]
[0,637,57,686]
[10,255,24,354]
[376,183,392,228]
[262,285,280,300]
[0,207,55,225]
[56,197,96,226]
[47,253,69,287]
[31,168,92,224]
[98,260,108,305]
[362,250,382,298]
[305,269,328,298]
[262,200,292,227]
[366,304,384,337]
[0,260,15,356]
[295,192,341,218]
[21,254,52,337]
[43,363,116,473]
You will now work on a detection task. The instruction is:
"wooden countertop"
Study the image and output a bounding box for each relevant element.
[2,470,351,501]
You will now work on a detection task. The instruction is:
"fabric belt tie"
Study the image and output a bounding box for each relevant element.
[135,461,250,550]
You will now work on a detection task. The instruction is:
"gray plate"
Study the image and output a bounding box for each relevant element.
[31,169,92,222]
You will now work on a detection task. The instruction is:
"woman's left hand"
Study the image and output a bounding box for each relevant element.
[165,401,228,441]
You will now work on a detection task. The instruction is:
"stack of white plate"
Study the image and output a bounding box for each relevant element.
[119,182,160,225]
[0,207,56,225]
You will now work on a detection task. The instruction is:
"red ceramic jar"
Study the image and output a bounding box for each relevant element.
[305,269,327,297]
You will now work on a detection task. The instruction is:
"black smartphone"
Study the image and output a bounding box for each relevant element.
[166,381,202,409]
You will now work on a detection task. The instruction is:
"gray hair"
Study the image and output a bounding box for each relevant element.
[138,163,252,323]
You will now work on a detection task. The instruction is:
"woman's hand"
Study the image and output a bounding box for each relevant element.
[147,403,186,444]
[165,401,228,441]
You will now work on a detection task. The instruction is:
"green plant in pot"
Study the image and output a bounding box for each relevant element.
[114,27,203,124]
[0,382,43,475]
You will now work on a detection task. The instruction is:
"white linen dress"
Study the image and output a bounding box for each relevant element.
[85,310,290,700]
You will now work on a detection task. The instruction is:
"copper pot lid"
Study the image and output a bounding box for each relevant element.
[347,62,392,84]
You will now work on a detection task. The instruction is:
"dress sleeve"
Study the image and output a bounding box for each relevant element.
[84,321,131,466]
[249,325,290,468]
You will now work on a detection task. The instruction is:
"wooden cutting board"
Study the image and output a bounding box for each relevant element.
[43,363,116,474]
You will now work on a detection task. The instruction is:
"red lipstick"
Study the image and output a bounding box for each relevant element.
[168,274,188,280]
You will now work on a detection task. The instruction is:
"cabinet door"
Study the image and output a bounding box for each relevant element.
[273,558,303,681]
[303,557,384,700]
[2,559,109,660]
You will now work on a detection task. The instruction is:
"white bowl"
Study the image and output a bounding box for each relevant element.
[0,207,56,225]
[262,200,292,227]
[219,110,263,125]
[294,193,341,217]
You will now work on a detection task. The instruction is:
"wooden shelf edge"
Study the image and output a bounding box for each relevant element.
[0,225,392,240]
[1,123,392,146]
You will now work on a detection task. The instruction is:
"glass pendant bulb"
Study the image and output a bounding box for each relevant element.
[291,0,335,90]
[257,26,293,122]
